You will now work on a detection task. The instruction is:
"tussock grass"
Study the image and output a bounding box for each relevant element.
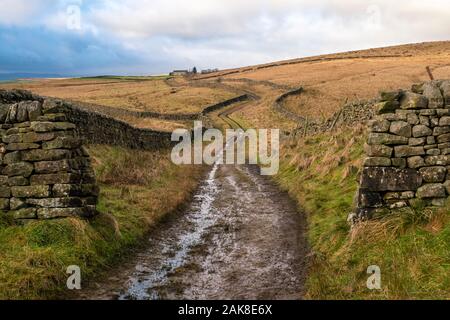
[0,145,203,299]
[275,126,450,300]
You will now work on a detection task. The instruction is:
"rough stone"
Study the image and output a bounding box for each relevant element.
[22,132,55,143]
[27,101,42,121]
[37,207,87,219]
[30,173,81,186]
[360,167,423,192]
[394,146,425,158]
[427,149,441,156]
[3,162,33,177]
[375,101,400,114]
[391,158,407,168]
[400,92,428,110]
[380,91,402,102]
[0,198,9,210]
[433,126,450,136]
[364,144,393,157]
[364,157,391,167]
[439,116,450,126]
[425,155,450,166]
[412,125,432,138]
[8,208,37,219]
[444,180,450,194]
[52,184,82,197]
[416,184,446,199]
[369,119,391,132]
[43,136,80,150]
[6,143,39,151]
[26,197,83,208]
[0,186,11,198]
[21,149,70,162]
[10,198,26,210]
[422,82,444,108]
[407,156,426,169]
[8,176,28,186]
[3,152,21,164]
[419,166,447,183]
[358,190,383,208]
[409,137,426,146]
[11,185,50,198]
[390,121,411,137]
[368,133,408,146]
[34,160,71,174]
[441,81,450,106]
[437,133,450,144]
[406,113,420,125]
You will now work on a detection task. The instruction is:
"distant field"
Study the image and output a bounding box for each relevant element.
[199,41,450,125]
[0,76,235,115]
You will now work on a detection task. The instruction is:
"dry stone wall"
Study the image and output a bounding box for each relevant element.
[354,80,450,220]
[0,89,99,220]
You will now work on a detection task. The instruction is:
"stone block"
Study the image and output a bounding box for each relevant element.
[419,166,447,183]
[21,149,70,162]
[375,101,400,114]
[0,186,11,198]
[6,143,40,151]
[30,173,81,186]
[407,156,426,169]
[394,146,425,158]
[400,92,428,110]
[423,82,444,108]
[364,157,391,167]
[43,136,81,150]
[412,125,432,138]
[437,133,450,144]
[22,132,55,143]
[37,207,87,219]
[26,197,83,208]
[416,184,446,199]
[8,208,37,219]
[392,158,407,168]
[7,176,28,187]
[52,184,82,197]
[409,137,426,146]
[439,116,450,126]
[360,167,423,192]
[34,160,71,174]
[3,162,33,177]
[390,121,411,137]
[368,133,408,146]
[11,185,50,198]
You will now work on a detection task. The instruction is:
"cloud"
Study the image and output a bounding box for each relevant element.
[0,0,449,75]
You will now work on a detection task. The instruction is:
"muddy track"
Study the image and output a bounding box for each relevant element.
[76,164,308,300]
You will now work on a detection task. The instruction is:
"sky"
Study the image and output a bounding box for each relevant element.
[0,0,449,76]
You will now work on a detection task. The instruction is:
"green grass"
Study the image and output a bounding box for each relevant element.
[275,125,450,299]
[0,145,203,299]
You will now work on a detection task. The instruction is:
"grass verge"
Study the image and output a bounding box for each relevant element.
[0,145,203,299]
[275,125,450,299]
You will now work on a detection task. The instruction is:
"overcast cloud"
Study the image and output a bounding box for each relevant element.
[0,0,449,75]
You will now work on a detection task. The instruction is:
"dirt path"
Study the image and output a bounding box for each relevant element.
[77,163,308,300]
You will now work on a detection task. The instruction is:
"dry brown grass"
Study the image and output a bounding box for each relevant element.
[216,41,450,126]
[0,77,235,115]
